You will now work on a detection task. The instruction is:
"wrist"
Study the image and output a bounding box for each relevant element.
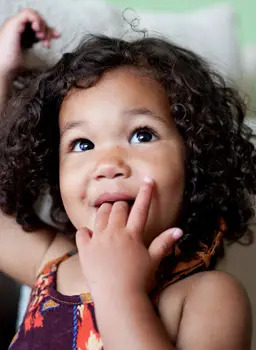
[92,285,148,306]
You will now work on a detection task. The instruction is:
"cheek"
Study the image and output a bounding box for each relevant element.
[59,159,94,230]
[59,159,86,217]
[145,142,185,238]
[156,161,184,218]
[150,143,185,197]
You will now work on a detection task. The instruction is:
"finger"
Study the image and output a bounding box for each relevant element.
[10,11,38,35]
[18,22,26,34]
[108,201,129,229]
[33,19,46,39]
[18,10,48,41]
[15,10,45,41]
[51,28,61,38]
[31,18,42,33]
[17,9,42,32]
[36,30,46,39]
[148,228,183,270]
[42,28,57,48]
[126,177,154,237]
[43,39,51,49]
[17,8,41,21]
[94,202,112,232]
[76,227,91,248]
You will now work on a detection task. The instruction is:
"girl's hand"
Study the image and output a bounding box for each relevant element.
[76,177,183,299]
[0,8,60,76]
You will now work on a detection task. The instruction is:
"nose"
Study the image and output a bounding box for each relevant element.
[93,148,131,181]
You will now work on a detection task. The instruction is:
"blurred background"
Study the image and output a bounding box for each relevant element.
[110,0,256,118]
[0,0,255,349]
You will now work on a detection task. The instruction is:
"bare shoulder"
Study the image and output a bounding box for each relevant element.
[0,210,55,286]
[158,271,252,350]
[0,210,76,287]
[36,231,76,275]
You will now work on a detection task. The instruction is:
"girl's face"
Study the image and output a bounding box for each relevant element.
[59,67,185,246]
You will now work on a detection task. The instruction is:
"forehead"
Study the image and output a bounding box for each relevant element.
[59,67,170,127]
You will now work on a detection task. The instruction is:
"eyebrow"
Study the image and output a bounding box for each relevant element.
[60,107,169,138]
[123,107,169,126]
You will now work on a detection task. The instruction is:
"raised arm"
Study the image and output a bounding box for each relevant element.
[0,211,56,286]
[0,8,60,114]
[0,9,62,286]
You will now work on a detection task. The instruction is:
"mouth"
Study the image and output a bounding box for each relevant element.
[95,199,135,211]
[94,192,135,210]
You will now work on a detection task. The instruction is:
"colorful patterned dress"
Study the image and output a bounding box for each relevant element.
[9,251,103,350]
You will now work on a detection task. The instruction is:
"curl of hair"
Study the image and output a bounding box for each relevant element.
[1,34,256,262]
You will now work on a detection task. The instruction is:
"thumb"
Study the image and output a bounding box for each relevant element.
[148,228,183,270]
[76,227,92,251]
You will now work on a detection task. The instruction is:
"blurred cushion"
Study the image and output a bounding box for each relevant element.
[123,4,242,81]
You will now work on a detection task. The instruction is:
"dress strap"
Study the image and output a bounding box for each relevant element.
[150,218,227,305]
[36,249,78,278]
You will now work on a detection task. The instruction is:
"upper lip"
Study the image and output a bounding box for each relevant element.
[94,192,135,207]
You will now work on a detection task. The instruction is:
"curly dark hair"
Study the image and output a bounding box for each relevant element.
[0,34,256,261]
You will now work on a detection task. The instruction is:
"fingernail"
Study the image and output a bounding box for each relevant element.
[144,176,153,184]
[32,22,39,31]
[172,229,183,239]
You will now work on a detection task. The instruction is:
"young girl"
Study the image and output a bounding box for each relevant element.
[0,8,254,350]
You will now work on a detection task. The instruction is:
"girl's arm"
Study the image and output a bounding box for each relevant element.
[0,210,56,286]
[92,288,175,350]
[0,9,61,285]
[0,210,77,286]
[0,72,11,114]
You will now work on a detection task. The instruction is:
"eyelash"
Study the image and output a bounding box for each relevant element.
[129,124,159,141]
[68,125,159,152]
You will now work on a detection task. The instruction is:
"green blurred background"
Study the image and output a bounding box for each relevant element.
[109,0,255,46]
